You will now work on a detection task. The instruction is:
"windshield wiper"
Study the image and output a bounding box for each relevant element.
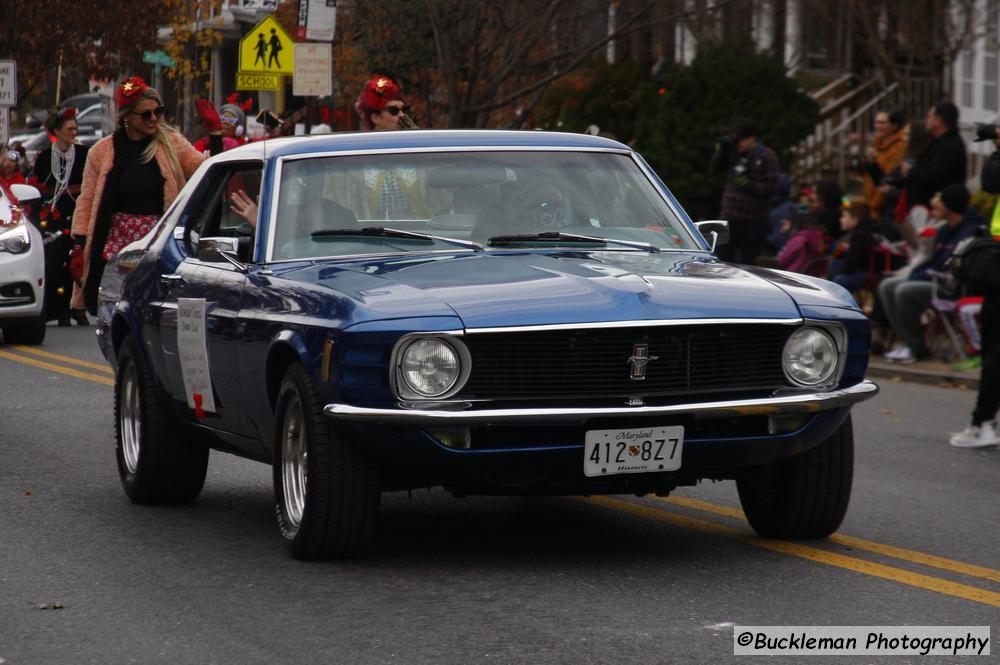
[487,231,660,253]
[310,227,483,251]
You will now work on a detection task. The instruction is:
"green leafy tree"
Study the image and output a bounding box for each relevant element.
[634,39,818,219]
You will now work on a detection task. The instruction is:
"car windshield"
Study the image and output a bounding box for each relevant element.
[269,150,695,260]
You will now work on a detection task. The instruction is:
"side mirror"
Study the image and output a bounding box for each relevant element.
[695,220,729,252]
[196,237,242,265]
[9,184,42,204]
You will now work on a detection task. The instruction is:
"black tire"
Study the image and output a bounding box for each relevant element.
[114,337,208,503]
[273,363,380,560]
[3,316,46,345]
[737,415,854,539]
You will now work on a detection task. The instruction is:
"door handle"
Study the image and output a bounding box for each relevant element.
[160,273,185,286]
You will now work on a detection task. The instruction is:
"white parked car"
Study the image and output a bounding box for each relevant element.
[0,182,45,344]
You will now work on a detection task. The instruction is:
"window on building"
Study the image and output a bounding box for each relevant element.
[984,3,999,112]
[962,50,975,109]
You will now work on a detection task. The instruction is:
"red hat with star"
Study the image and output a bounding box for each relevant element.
[359,76,404,113]
[114,76,148,109]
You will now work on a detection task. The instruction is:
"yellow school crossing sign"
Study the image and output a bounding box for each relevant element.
[239,15,294,76]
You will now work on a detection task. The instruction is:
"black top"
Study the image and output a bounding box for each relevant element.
[31,143,89,230]
[905,130,967,208]
[981,150,1000,194]
[113,135,164,216]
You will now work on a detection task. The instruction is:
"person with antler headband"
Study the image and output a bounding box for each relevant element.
[70,76,210,318]
[193,93,255,153]
[30,107,90,326]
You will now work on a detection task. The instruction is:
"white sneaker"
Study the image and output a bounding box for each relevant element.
[883,346,909,361]
[885,346,916,363]
[949,422,1000,448]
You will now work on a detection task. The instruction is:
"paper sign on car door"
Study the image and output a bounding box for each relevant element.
[177,298,216,414]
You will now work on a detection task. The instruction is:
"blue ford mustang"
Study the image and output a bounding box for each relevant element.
[97,130,878,559]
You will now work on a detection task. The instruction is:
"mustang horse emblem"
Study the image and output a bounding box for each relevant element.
[627,343,659,381]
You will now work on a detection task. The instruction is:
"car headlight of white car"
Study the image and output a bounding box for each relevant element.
[782,327,840,388]
[394,335,471,400]
[0,223,31,254]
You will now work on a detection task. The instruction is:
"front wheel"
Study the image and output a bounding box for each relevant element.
[737,416,854,539]
[273,364,380,559]
[2,316,46,345]
[115,337,208,503]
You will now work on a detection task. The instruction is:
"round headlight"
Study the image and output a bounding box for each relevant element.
[782,328,838,387]
[399,337,461,398]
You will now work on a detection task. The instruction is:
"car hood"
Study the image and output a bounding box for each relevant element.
[281,250,837,329]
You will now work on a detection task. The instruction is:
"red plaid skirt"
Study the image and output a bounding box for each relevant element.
[102,212,159,260]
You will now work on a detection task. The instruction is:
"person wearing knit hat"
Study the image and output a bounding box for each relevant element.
[354,76,415,131]
[878,183,982,364]
[938,183,970,215]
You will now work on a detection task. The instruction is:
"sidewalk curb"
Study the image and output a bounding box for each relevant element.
[866,361,980,390]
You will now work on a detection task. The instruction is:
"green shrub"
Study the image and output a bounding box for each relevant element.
[633,39,818,219]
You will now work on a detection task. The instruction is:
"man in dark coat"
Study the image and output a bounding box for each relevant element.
[900,102,966,209]
[711,119,779,265]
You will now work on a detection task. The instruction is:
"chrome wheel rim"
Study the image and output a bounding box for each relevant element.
[281,394,307,528]
[119,363,142,475]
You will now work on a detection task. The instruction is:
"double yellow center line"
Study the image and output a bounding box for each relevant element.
[584,496,1000,608]
[0,344,114,386]
[2,344,997,608]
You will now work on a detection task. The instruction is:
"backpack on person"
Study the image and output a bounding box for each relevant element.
[947,236,1000,293]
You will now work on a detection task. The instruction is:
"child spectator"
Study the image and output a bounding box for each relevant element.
[777,211,827,275]
[828,200,878,293]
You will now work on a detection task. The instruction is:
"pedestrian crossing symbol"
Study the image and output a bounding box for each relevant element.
[238,15,294,76]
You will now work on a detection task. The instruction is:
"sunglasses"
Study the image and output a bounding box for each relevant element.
[383,105,409,117]
[133,106,166,122]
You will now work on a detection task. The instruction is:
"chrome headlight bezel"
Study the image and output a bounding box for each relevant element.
[782,324,844,389]
[391,334,472,401]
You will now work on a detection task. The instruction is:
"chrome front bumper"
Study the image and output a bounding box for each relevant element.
[324,379,878,425]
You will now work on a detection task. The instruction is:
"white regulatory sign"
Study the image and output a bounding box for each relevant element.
[292,43,332,97]
[177,298,217,414]
[0,60,16,106]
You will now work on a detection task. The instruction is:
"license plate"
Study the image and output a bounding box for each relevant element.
[583,426,683,477]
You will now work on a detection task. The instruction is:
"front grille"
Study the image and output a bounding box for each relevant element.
[461,323,794,400]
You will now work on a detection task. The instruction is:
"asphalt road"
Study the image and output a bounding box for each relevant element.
[0,323,997,665]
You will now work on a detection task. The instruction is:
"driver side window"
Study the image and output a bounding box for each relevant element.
[184,162,263,261]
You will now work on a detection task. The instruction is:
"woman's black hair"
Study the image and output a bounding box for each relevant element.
[815,179,843,212]
[45,109,73,134]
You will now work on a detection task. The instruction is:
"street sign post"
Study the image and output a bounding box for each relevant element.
[239,15,295,76]
[142,50,175,90]
[0,60,17,107]
[237,72,281,91]
[292,43,332,97]
[142,50,175,68]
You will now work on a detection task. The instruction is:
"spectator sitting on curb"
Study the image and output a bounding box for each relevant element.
[879,184,981,364]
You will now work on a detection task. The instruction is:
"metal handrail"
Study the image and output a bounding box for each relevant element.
[810,73,856,103]
[830,82,900,135]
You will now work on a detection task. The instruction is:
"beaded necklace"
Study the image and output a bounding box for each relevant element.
[49,143,76,208]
